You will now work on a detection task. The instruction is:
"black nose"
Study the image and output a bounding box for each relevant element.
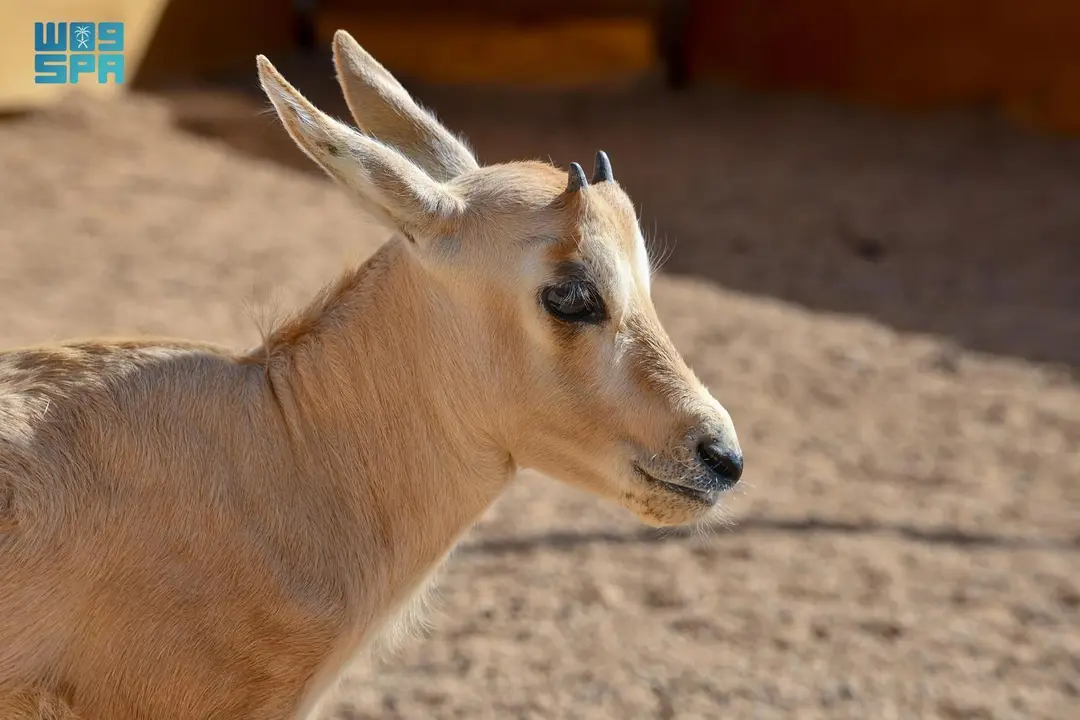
[696,439,743,488]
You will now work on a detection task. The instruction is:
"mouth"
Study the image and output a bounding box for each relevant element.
[633,463,719,505]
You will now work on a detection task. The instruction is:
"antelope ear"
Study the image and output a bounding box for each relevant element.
[332,29,479,182]
[257,55,464,244]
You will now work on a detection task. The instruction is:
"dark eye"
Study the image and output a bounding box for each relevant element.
[541,281,605,324]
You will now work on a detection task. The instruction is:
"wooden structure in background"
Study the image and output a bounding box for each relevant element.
[133,0,297,87]
[0,0,675,110]
[686,0,1080,134]
[311,0,678,89]
[3,0,1079,135]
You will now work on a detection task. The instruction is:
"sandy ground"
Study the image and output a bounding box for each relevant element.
[0,62,1078,719]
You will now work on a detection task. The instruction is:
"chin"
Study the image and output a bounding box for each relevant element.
[553,464,721,528]
[633,502,716,528]
[623,485,721,528]
[618,465,722,528]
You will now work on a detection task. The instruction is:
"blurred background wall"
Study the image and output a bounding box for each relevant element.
[5,0,1080,135]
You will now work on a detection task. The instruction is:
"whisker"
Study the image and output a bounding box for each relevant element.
[643,218,677,276]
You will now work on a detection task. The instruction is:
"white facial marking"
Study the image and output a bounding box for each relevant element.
[632,225,652,294]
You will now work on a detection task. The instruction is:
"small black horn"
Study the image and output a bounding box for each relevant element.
[592,150,613,183]
[567,162,588,192]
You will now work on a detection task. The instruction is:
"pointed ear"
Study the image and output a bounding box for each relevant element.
[257,55,464,242]
[331,30,480,182]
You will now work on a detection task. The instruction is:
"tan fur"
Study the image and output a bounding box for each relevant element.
[0,32,742,720]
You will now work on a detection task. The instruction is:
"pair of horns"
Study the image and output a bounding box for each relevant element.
[567,150,613,192]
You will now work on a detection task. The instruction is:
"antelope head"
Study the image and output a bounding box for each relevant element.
[256,31,743,527]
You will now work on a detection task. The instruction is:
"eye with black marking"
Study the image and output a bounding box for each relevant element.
[541,280,606,324]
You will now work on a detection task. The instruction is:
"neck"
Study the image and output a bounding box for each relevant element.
[257,238,512,630]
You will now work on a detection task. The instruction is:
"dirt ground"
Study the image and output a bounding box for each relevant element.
[0,60,1077,719]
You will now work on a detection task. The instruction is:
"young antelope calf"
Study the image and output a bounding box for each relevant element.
[0,31,743,720]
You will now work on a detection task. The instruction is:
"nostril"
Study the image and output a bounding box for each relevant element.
[696,440,743,486]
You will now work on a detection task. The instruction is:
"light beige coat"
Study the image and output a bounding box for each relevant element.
[0,31,742,720]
